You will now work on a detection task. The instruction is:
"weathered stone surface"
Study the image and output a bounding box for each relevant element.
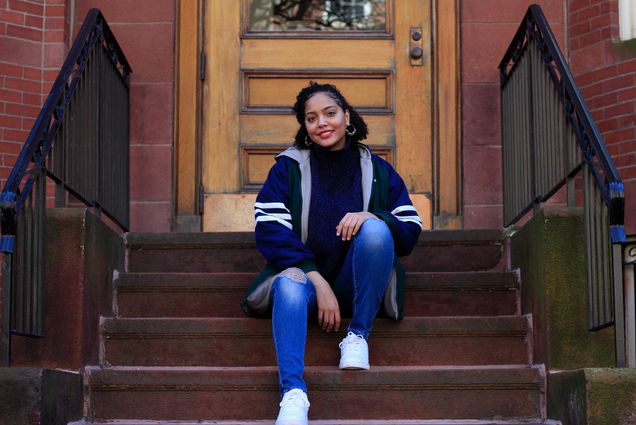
[10,208,124,370]
[0,367,82,425]
[548,368,636,425]
[510,207,615,369]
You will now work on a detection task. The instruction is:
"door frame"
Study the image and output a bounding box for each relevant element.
[173,0,461,231]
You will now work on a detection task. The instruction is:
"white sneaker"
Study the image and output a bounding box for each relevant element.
[339,331,370,370]
[276,388,310,425]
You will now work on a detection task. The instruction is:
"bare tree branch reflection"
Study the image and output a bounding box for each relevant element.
[249,0,387,31]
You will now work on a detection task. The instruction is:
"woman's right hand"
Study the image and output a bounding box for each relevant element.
[307,271,341,332]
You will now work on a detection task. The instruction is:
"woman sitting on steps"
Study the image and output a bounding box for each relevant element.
[241,82,423,425]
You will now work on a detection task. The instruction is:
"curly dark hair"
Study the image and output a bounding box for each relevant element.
[291,82,368,149]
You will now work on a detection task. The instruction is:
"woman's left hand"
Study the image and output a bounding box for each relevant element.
[336,212,377,241]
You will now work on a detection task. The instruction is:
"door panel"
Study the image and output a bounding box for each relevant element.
[203,0,432,231]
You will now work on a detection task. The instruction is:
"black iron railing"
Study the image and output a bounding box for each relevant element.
[0,8,130,352]
[499,5,629,366]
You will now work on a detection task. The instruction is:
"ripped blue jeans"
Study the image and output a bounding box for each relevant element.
[270,218,394,396]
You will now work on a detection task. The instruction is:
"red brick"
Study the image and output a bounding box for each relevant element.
[576,64,618,87]
[571,0,591,11]
[0,88,21,104]
[0,62,22,77]
[2,153,19,166]
[570,20,591,38]
[43,42,64,67]
[587,92,618,110]
[596,116,620,132]
[0,37,42,68]
[621,166,636,181]
[604,127,635,144]
[45,16,63,30]
[45,4,65,18]
[602,73,634,93]
[7,23,41,41]
[581,82,604,98]
[0,0,7,8]
[22,66,40,80]
[42,69,57,81]
[0,22,6,35]
[0,115,21,128]
[5,76,40,93]
[8,0,43,16]
[573,28,603,47]
[570,5,601,25]
[570,43,607,75]
[22,92,41,106]
[606,143,620,156]
[5,102,38,117]
[619,140,636,155]
[618,114,636,128]
[3,128,29,142]
[44,30,64,42]
[0,141,24,154]
[22,116,34,129]
[617,59,636,74]
[614,153,636,168]
[24,14,42,28]
[0,9,25,25]
[602,101,635,119]
[589,13,612,29]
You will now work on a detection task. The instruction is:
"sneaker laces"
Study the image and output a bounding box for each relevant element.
[339,331,366,349]
[279,388,310,409]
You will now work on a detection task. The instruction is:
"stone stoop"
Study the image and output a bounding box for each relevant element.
[80,230,549,423]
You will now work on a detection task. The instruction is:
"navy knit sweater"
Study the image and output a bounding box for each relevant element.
[306,142,363,282]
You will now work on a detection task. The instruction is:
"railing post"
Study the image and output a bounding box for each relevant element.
[1,253,11,366]
[625,242,636,367]
[614,242,626,367]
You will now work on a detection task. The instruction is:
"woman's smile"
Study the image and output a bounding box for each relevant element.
[304,92,350,150]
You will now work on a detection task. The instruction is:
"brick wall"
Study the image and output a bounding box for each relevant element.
[460,0,566,228]
[0,0,69,186]
[568,0,636,234]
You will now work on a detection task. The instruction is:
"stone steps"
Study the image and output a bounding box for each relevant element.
[101,316,530,367]
[85,365,545,421]
[125,230,504,273]
[115,271,518,318]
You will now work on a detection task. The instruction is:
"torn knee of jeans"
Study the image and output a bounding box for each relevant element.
[279,267,307,283]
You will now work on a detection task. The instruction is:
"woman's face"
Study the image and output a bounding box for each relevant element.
[304,92,350,151]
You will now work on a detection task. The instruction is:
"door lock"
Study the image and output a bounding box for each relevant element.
[410,27,424,66]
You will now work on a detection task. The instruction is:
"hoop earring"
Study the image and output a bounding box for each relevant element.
[346,124,357,137]
[304,135,312,147]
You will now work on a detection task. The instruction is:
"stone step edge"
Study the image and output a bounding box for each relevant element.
[124,229,504,250]
[86,364,545,389]
[101,315,530,338]
[71,420,559,425]
[115,271,519,292]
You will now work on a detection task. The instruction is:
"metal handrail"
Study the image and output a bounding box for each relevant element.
[0,8,131,250]
[499,4,629,367]
[499,4,625,242]
[0,9,131,349]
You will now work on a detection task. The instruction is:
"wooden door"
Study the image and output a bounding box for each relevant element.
[202,0,432,231]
